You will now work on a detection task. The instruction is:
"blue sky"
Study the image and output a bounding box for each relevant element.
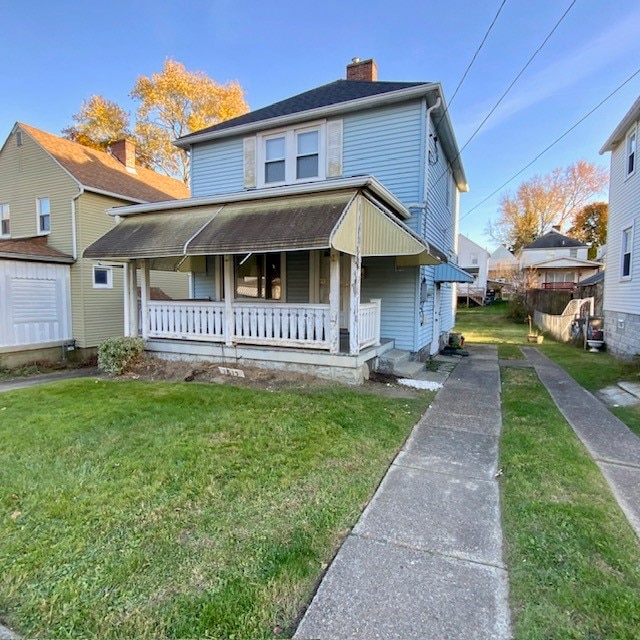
[2,0,639,250]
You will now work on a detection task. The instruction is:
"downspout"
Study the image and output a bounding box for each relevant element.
[71,187,83,260]
[423,97,441,205]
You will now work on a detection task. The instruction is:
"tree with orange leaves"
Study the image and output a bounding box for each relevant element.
[64,60,248,184]
[487,161,608,252]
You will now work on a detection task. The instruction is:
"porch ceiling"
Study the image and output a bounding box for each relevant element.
[83,187,438,264]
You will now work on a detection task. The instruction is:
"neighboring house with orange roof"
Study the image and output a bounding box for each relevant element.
[0,123,189,366]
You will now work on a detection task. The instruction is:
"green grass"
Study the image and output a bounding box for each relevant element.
[456,303,640,436]
[500,367,640,639]
[0,379,431,639]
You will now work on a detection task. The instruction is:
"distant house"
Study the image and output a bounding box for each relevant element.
[0,123,189,366]
[85,58,471,383]
[518,229,601,290]
[488,245,518,280]
[456,234,489,305]
[600,96,640,357]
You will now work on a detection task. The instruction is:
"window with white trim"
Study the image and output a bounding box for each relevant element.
[621,226,632,278]
[37,197,50,234]
[569,248,578,258]
[0,204,9,237]
[627,129,636,177]
[258,125,325,187]
[93,265,113,288]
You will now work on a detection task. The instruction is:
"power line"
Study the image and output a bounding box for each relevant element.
[432,0,578,192]
[456,65,640,228]
[439,0,509,118]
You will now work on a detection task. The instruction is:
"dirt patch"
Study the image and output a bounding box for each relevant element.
[119,356,426,398]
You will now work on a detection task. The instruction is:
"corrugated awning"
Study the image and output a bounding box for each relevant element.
[84,188,439,265]
[434,263,474,283]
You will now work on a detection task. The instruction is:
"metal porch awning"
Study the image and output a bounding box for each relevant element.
[84,189,440,266]
[433,262,474,283]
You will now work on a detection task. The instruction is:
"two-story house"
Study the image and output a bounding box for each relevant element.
[0,123,189,366]
[600,96,640,356]
[456,234,489,305]
[85,59,470,383]
[518,228,601,290]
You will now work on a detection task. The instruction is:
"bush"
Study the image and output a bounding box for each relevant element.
[506,298,529,323]
[97,337,145,375]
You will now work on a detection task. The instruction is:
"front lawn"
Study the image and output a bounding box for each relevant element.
[0,379,430,639]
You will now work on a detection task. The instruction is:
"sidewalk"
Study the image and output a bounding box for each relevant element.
[521,347,640,539]
[0,367,100,394]
[295,345,511,640]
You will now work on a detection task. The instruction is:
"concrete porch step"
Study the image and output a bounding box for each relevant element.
[394,361,426,378]
[377,349,411,374]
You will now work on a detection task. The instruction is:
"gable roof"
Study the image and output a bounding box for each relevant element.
[17,123,189,204]
[0,236,74,263]
[600,95,640,154]
[178,80,426,140]
[174,76,468,192]
[523,230,586,250]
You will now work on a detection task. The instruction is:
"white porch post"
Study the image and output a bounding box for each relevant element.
[140,259,151,340]
[128,259,139,337]
[329,247,340,354]
[349,197,363,355]
[223,254,234,346]
[123,262,131,337]
[371,298,382,346]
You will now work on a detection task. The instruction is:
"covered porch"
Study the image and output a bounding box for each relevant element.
[85,178,441,367]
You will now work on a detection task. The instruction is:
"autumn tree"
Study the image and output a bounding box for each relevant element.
[487,161,608,252]
[64,60,248,183]
[568,201,608,259]
[62,95,132,152]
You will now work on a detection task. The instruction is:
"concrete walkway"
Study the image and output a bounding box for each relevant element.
[0,367,100,393]
[522,347,640,540]
[295,345,511,640]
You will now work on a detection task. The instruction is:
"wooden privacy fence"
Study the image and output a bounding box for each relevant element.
[534,298,594,342]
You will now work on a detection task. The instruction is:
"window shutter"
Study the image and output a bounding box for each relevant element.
[326,119,343,178]
[243,137,257,188]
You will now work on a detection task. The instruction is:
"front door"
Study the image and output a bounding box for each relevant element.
[430,284,441,356]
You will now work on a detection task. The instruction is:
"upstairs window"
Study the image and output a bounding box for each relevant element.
[627,129,636,177]
[569,248,578,258]
[37,197,50,234]
[258,125,325,187]
[0,204,9,237]
[621,227,632,278]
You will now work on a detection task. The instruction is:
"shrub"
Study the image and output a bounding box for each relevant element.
[506,298,529,323]
[97,337,145,375]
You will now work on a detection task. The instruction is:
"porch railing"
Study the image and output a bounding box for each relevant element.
[145,300,381,352]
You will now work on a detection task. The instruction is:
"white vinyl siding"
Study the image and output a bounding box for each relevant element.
[0,260,71,348]
[603,121,640,316]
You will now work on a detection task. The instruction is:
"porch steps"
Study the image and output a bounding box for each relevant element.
[377,349,411,375]
[393,361,426,378]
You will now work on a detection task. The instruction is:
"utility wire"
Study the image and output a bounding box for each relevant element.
[432,0,578,192]
[455,65,640,229]
[438,0,509,120]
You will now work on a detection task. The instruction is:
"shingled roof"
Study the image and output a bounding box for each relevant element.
[19,123,189,203]
[0,236,74,263]
[177,79,427,142]
[523,230,586,250]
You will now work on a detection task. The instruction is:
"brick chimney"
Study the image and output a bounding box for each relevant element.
[110,139,137,173]
[346,58,378,82]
